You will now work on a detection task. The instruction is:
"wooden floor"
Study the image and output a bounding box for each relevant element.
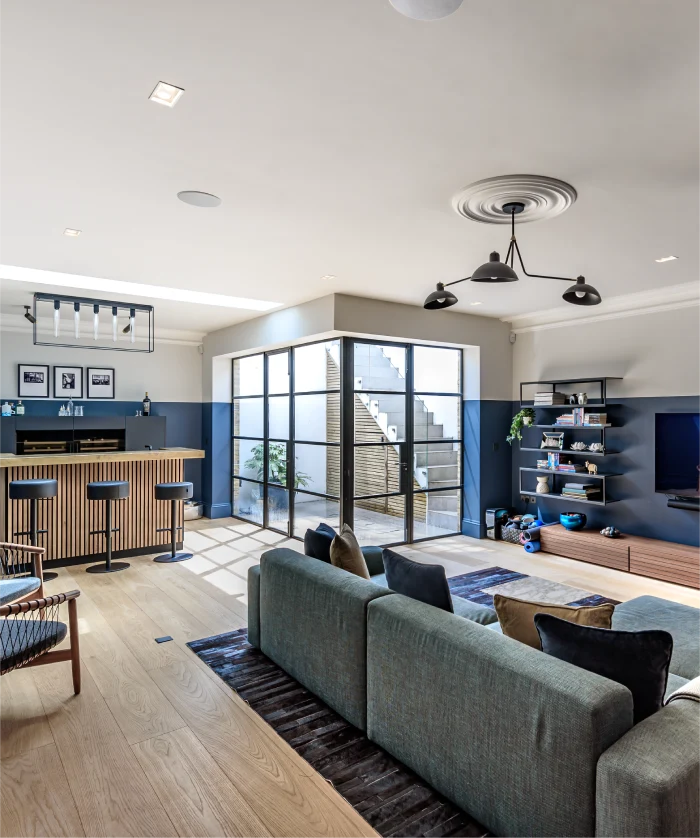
[1,518,698,837]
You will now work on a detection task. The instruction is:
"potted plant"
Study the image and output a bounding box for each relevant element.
[243,443,312,509]
[507,408,536,445]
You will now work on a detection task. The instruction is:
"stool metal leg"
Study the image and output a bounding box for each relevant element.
[87,499,130,574]
[154,499,192,563]
[29,498,58,581]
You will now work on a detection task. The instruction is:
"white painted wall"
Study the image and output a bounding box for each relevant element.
[511,306,700,398]
[0,328,203,402]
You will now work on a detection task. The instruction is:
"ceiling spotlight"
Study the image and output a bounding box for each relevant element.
[655,255,678,263]
[469,301,483,306]
[320,274,337,281]
[423,200,602,310]
[63,228,81,237]
[149,81,184,107]
[23,305,36,324]
[177,190,221,208]
[389,0,464,20]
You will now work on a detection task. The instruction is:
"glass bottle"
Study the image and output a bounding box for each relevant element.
[16,400,25,415]
[66,396,73,417]
[142,392,151,416]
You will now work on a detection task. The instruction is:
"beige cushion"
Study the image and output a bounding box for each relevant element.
[493,593,615,649]
[330,525,370,579]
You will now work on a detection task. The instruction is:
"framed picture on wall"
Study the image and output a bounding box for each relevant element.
[87,367,115,399]
[53,365,84,399]
[18,364,50,398]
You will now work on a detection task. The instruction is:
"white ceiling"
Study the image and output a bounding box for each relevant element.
[1,0,698,333]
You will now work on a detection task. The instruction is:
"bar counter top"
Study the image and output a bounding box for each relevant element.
[0,447,205,468]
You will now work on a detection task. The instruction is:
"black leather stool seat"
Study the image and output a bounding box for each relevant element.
[87,481,130,501]
[9,479,58,500]
[155,482,193,501]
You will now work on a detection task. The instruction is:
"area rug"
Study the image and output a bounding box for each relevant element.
[187,566,617,837]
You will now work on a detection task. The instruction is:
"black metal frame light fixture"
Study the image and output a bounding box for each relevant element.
[424,202,602,309]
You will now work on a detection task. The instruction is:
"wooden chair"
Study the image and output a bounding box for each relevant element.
[0,542,81,694]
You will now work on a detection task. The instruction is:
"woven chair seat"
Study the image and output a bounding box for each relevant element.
[0,619,67,674]
[0,578,42,606]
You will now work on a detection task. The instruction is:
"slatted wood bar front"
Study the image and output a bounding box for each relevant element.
[0,449,204,566]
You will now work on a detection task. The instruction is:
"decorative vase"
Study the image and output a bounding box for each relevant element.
[577,393,588,405]
[536,476,550,494]
[523,416,532,426]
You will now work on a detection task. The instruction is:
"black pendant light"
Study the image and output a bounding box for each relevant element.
[424,201,602,309]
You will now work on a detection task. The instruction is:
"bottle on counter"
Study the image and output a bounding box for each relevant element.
[59,404,67,416]
[66,396,74,417]
[16,400,25,415]
[142,392,151,416]
[1,401,11,417]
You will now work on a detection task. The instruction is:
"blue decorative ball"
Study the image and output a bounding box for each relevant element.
[560,512,587,531]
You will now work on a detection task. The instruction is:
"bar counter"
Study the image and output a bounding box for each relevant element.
[0,448,205,566]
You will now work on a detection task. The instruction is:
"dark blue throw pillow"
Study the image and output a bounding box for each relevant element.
[382,548,453,613]
[535,613,673,724]
[303,523,336,563]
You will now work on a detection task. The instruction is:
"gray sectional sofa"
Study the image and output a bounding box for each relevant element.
[248,548,700,838]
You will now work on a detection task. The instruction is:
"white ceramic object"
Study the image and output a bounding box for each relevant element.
[589,443,605,453]
[570,442,587,451]
[523,416,532,426]
[577,393,588,404]
[536,476,550,494]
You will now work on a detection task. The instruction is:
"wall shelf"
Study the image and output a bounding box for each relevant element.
[531,424,611,429]
[520,467,621,478]
[519,491,617,506]
[518,447,615,457]
[520,376,622,407]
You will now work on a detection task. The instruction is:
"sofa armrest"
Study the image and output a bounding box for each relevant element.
[361,545,384,577]
[247,565,261,649]
[596,700,700,837]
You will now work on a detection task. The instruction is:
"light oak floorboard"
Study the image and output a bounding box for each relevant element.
[0,667,54,761]
[133,726,270,838]
[0,743,84,838]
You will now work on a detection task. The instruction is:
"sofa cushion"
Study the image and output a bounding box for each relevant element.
[0,577,41,606]
[452,596,498,626]
[665,672,689,702]
[536,614,673,723]
[330,525,370,579]
[382,548,453,612]
[494,593,614,649]
[612,595,700,680]
[303,522,335,563]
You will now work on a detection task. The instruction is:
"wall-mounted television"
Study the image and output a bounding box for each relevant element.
[655,413,700,502]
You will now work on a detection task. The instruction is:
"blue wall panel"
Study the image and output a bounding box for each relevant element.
[202,402,232,519]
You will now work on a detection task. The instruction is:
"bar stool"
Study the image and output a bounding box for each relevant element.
[154,482,193,563]
[9,479,58,581]
[86,481,130,574]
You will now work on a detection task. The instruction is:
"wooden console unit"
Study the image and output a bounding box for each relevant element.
[539,524,699,589]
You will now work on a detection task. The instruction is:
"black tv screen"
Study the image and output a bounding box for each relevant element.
[655,413,700,497]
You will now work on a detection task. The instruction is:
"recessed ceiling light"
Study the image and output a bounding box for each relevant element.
[320,275,337,281]
[469,301,483,306]
[149,81,184,107]
[177,190,221,208]
[63,228,81,237]
[0,265,281,312]
[655,255,678,263]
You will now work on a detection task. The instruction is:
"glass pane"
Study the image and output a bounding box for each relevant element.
[294,393,340,442]
[414,346,461,394]
[233,397,264,438]
[355,392,405,442]
[295,443,340,497]
[267,486,289,531]
[294,340,340,392]
[354,343,406,392]
[268,396,289,439]
[413,442,461,490]
[233,479,264,525]
[233,438,265,481]
[413,396,461,441]
[413,489,461,539]
[267,352,290,394]
[353,496,405,546]
[267,441,288,485]
[293,494,340,539]
[354,444,402,498]
[233,355,263,396]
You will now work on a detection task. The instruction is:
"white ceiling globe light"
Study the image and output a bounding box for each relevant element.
[389,0,464,21]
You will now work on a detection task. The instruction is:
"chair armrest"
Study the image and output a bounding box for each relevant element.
[596,700,700,837]
[0,542,45,590]
[0,589,80,617]
[247,565,261,648]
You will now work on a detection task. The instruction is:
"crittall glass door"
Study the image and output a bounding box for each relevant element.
[233,338,462,545]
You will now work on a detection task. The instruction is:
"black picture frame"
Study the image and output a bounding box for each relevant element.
[86,367,116,399]
[18,364,50,398]
[53,366,84,399]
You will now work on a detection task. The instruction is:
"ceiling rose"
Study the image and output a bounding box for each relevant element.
[177,190,221,208]
[389,0,464,21]
[452,175,577,224]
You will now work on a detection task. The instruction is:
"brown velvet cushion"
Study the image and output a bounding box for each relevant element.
[329,524,370,580]
[493,593,615,649]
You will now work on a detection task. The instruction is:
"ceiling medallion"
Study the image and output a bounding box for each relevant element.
[452,175,577,225]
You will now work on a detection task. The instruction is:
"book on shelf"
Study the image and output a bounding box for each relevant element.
[533,391,567,405]
[584,413,607,425]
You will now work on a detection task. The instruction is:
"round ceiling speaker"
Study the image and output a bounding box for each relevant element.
[452,175,577,224]
[177,190,222,208]
[389,0,464,21]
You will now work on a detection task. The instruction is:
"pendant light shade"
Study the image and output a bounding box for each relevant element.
[424,282,458,310]
[471,252,519,283]
[389,0,464,20]
[562,276,602,306]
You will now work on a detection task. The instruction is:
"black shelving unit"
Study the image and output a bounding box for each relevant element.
[518,376,622,505]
